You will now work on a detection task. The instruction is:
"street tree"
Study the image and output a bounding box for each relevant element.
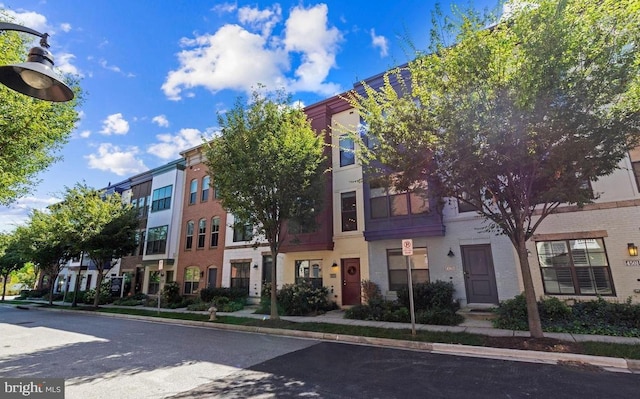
[57,184,138,307]
[348,0,640,337]
[204,90,326,320]
[0,233,27,300]
[20,210,73,305]
[0,11,82,205]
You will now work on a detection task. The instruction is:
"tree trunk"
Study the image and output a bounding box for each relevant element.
[1,271,9,301]
[93,271,104,308]
[48,275,55,306]
[269,249,279,320]
[516,239,544,338]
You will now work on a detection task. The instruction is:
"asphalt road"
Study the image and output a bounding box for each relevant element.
[0,305,638,398]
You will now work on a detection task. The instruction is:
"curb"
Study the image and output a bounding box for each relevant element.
[27,305,639,374]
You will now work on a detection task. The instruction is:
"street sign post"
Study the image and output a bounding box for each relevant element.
[402,239,417,336]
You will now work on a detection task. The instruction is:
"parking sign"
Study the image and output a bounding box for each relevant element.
[402,239,413,256]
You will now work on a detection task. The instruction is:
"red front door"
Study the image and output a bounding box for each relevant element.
[341,258,361,305]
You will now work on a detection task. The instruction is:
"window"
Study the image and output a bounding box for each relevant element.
[370,180,429,219]
[210,216,220,247]
[633,161,640,192]
[189,179,197,205]
[387,248,429,291]
[197,218,206,248]
[262,255,273,284]
[85,274,93,291]
[295,259,323,288]
[138,196,147,217]
[341,191,358,231]
[536,238,614,296]
[233,222,253,242]
[339,134,355,167]
[457,192,476,213]
[151,185,172,212]
[138,231,145,255]
[148,271,160,295]
[202,176,210,202]
[146,225,168,255]
[185,221,194,250]
[213,182,220,199]
[230,262,250,293]
[183,266,200,294]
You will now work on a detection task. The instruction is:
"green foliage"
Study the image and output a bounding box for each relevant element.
[83,281,112,305]
[272,281,332,316]
[415,309,464,326]
[345,298,411,323]
[200,287,248,303]
[348,0,640,337]
[187,301,211,311]
[204,88,326,318]
[111,297,142,306]
[493,294,640,337]
[396,281,459,312]
[0,12,82,205]
[162,282,182,304]
[361,280,382,303]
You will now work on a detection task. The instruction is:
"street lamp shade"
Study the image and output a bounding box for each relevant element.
[0,45,74,102]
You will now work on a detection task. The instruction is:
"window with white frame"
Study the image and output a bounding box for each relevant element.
[341,191,358,231]
[210,216,220,247]
[387,248,429,291]
[339,134,355,167]
[197,218,206,248]
[201,176,210,202]
[536,238,614,296]
[295,259,323,288]
[189,179,197,205]
[185,221,194,250]
[183,266,200,294]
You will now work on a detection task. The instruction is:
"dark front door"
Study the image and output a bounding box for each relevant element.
[341,258,361,305]
[208,268,217,288]
[461,245,499,304]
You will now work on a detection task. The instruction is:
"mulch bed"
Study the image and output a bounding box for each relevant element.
[484,336,585,354]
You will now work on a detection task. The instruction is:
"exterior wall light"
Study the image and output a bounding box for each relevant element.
[0,22,74,102]
[447,248,455,257]
[332,261,338,268]
[628,243,638,257]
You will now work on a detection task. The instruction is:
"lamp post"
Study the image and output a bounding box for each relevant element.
[0,22,73,102]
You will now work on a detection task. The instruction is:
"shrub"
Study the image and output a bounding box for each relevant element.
[112,298,142,306]
[345,298,410,323]
[200,287,248,304]
[277,281,331,316]
[187,301,211,311]
[83,282,112,305]
[162,282,182,304]
[361,280,382,304]
[415,309,464,326]
[396,281,459,312]
[492,294,529,330]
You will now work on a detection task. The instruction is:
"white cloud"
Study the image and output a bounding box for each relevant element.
[100,113,129,135]
[1,7,49,33]
[152,115,170,128]
[283,4,343,95]
[238,4,282,37]
[85,143,148,176]
[0,196,60,233]
[147,128,206,160]
[370,29,389,57]
[99,59,121,73]
[79,130,91,138]
[162,4,342,100]
[60,23,72,32]
[55,52,83,77]
[212,3,237,14]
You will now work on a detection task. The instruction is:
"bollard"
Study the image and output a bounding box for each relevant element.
[208,306,218,321]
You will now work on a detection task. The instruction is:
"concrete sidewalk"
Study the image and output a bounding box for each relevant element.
[16,300,640,373]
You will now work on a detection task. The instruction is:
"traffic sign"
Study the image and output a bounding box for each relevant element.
[402,239,413,256]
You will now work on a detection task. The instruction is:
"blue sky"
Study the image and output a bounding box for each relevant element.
[0,0,499,232]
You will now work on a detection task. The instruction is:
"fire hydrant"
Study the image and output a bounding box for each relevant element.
[208,306,218,321]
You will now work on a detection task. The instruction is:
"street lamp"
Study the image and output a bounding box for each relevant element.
[0,22,74,102]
